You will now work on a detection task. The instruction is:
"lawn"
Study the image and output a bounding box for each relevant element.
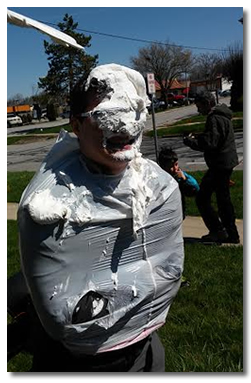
[167,111,243,126]
[146,111,243,138]
[27,123,72,135]
[160,243,243,372]
[185,170,243,219]
[7,135,56,146]
[7,124,72,145]
[146,118,243,138]
[7,170,243,219]
[7,112,243,145]
[7,220,243,372]
[7,171,35,202]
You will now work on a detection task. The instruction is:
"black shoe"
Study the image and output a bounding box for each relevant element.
[221,237,240,244]
[201,230,228,243]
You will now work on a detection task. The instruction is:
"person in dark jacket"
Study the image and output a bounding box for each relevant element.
[158,146,199,219]
[183,90,240,244]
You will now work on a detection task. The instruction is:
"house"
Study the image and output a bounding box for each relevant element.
[153,75,232,100]
[189,75,232,95]
[154,78,187,99]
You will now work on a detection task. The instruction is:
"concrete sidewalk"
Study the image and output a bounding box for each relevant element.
[182,215,243,245]
[7,202,243,245]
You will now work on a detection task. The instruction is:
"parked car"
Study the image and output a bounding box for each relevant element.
[153,99,165,109]
[220,89,231,97]
[41,108,47,119]
[183,96,195,104]
[60,110,70,119]
[147,99,165,113]
[7,113,23,128]
[167,93,185,105]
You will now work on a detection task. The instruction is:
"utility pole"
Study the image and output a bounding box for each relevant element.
[146,73,158,163]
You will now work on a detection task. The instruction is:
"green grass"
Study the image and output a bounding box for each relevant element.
[7,172,35,202]
[185,170,243,219]
[171,115,207,125]
[7,221,243,372]
[160,243,243,372]
[7,124,72,145]
[27,124,72,135]
[7,170,243,219]
[146,118,243,137]
[7,351,33,373]
[7,220,33,372]
[7,135,56,146]
[146,110,243,138]
[8,113,243,145]
[7,221,20,278]
[169,111,243,127]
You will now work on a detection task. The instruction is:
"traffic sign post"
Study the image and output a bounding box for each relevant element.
[146,73,158,163]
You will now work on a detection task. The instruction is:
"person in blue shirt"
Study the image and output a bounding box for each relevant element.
[158,146,199,219]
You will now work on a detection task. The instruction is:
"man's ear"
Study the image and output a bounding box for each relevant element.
[70,116,81,137]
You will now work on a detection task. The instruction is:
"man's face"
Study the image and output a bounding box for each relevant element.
[73,115,136,175]
[72,65,150,174]
[195,100,211,115]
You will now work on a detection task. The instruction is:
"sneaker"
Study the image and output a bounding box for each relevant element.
[181,276,190,288]
[221,236,240,244]
[201,230,228,243]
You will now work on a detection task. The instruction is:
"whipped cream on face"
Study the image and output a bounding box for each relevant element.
[84,64,150,161]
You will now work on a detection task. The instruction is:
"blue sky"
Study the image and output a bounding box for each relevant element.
[7,6,243,99]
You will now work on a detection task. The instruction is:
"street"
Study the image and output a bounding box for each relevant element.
[141,132,243,171]
[7,103,198,136]
[145,102,199,131]
[7,97,243,172]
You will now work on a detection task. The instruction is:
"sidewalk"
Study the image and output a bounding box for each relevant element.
[7,203,243,245]
[182,215,243,245]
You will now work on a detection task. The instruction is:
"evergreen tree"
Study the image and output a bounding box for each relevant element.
[38,14,98,101]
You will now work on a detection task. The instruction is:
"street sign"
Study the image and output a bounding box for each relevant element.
[146,73,158,162]
[147,73,156,94]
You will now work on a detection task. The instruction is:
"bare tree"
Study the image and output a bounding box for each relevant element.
[7,93,25,106]
[190,53,222,85]
[131,42,193,108]
[221,43,243,111]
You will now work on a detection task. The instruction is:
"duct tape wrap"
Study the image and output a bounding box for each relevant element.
[18,130,184,355]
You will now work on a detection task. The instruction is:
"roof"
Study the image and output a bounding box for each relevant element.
[155,78,187,91]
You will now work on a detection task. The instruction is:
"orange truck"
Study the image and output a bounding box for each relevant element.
[7,104,32,124]
[7,104,31,114]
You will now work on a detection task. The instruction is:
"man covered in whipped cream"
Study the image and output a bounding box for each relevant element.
[18,64,184,372]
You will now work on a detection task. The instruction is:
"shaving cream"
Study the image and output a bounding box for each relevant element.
[84,64,150,162]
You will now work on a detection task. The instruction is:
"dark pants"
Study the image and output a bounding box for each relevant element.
[31,327,165,372]
[196,168,239,240]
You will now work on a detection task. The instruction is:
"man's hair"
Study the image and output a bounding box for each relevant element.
[194,90,216,107]
[158,146,178,170]
[70,73,111,118]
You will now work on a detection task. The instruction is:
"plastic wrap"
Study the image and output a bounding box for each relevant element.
[18,130,184,355]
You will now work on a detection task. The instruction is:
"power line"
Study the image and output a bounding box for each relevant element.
[77,28,228,52]
[41,20,231,53]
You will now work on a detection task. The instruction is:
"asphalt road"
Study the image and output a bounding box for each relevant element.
[7,103,198,136]
[7,118,69,136]
[8,97,243,172]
